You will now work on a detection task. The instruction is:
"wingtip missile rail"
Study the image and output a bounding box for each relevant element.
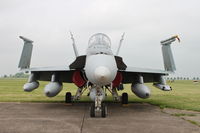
[160,35,180,45]
[19,36,34,43]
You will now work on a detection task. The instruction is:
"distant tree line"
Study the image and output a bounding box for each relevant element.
[1,73,199,80]
[166,77,200,80]
[1,72,29,78]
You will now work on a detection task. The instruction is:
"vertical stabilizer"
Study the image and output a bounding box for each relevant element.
[161,35,180,72]
[18,36,33,69]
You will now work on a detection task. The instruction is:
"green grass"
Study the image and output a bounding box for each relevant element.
[130,80,200,111]
[172,113,196,117]
[0,78,200,111]
[187,120,200,127]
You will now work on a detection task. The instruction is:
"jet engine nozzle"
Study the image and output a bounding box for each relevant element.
[94,66,111,84]
[131,83,151,99]
[44,82,63,97]
[153,83,172,91]
[23,81,39,92]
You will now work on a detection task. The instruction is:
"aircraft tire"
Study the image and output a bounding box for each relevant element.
[101,103,107,118]
[90,103,95,117]
[121,93,128,104]
[65,92,72,103]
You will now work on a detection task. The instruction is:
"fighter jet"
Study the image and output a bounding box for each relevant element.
[18,33,180,117]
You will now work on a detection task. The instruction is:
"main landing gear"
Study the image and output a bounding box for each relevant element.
[121,92,128,105]
[64,84,128,118]
[65,92,72,103]
[65,87,87,103]
[107,86,129,105]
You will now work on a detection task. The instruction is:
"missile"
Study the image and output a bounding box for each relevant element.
[153,75,172,91]
[153,83,172,91]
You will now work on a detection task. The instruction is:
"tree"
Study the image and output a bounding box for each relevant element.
[13,72,29,78]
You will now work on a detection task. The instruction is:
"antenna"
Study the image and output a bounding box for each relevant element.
[69,31,79,57]
[116,33,125,56]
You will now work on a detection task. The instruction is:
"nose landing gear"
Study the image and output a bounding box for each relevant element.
[90,102,107,118]
[89,86,107,118]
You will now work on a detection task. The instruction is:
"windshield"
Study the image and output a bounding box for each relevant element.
[88,33,111,48]
[87,33,113,55]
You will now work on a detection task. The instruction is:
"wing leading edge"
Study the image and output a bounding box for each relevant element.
[120,66,168,84]
[20,66,76,83]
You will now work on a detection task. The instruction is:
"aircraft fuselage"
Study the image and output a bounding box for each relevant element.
[85,33,118,86]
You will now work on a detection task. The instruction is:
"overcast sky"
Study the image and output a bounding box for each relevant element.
[0,0,199,77]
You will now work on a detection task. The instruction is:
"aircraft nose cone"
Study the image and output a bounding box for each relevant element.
[94,66,111,84]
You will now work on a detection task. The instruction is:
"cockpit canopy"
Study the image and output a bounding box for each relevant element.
[87,33,113,55]
[88,33,111,48]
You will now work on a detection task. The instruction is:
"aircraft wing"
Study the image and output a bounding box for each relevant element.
[21,66,76,83]
[118,35,180,84]
[120,66,169,84]
[28,66,71,71]
[18,36,87,84]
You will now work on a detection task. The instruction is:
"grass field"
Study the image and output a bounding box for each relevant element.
[0,78,200,111]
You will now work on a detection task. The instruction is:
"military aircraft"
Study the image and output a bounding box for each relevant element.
[18,33,180,117]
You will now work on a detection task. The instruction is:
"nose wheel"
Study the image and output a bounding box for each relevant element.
[101,103,107,117]
[90,103,95,117]
[90,102,107,118]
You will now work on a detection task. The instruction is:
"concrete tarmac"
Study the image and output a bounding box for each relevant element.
[0,102,199,133]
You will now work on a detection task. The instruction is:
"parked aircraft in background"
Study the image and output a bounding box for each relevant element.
[18,33,180,117]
